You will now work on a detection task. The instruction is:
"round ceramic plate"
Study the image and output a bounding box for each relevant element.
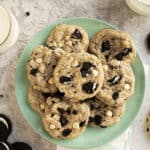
[15,18,145,149]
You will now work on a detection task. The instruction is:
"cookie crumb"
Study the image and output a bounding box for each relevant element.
[49,124,55,129]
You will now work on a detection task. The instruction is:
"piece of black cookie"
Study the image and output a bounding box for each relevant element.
[0,114,12,140]
[11,142,32,150]
[0,141,12,150]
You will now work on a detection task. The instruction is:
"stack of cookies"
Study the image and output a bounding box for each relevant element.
[26,24,136,139]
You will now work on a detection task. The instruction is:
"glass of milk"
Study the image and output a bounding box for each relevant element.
[0,5,19,54]
[126,0,150,16]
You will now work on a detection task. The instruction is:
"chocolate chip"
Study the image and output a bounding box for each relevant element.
[89,117,95,123]
[95,115,102,125]
[30,68,38,76]
[115,48,132,60]
[66,108,71,115]
[108,75,122,86]
[59,76,72,84]
[57,108,66,114]
[80,62,95,77]
[25,11,30,16]
[146,33,150,49]
[101,41,110,52]
[59,116,68,127]
[82,81,98,94]
[42,92,51,98]
[90,104,95,110]
[0,94,3,98]
[54,91,65,98]
[62,129,72,137]
[71,29,82,39]
[79,121,85,127]
[112,91,119,100]
[72,110,78,115]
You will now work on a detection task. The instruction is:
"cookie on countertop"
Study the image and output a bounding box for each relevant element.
[96,60,135,106]
[26,45,64,93]
[89,29,136,64]
[42,97,90,139]
[46,24,89,53]
[53,52,104,101]
[83,96,125,127]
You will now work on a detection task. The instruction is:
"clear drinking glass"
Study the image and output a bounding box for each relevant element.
[126,0,150,16]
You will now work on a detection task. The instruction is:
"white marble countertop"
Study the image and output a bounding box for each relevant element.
[0,0,150,149]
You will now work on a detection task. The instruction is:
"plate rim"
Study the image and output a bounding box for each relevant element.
[15,17,146,149]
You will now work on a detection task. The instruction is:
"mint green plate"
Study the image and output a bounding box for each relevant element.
[15,18,145,149]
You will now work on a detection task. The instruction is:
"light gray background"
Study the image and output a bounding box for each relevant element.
[0,0,150,149]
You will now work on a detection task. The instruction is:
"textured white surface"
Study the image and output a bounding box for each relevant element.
[0,0,150,150]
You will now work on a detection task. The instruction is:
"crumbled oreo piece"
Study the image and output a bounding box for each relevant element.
[101,41,110,52]
[59,116,68,127]
[42,92,51,98]
[0,141,11,150]
[30,68,38,76]
[79,121,85,127]
[80,62,95,77]
[12,142,32,150]
[108,75,122,86]
[59,76,73,84]
[82,81,98,94]
[71,29,82,40]
[57,108,66,114]
[94,115,102,125]
[0,114,12,140]
[115,48,132,60]
[62,129,72,137]
[112,91,119,100]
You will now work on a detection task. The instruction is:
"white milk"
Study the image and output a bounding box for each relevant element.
[0,5,19,53]
[126,0,150,16]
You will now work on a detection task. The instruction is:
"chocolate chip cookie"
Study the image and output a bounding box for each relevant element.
[89,29,136,64]
[26,45,64,93]
[53,52,104,101]
[96,60,135,106]
[42,97,90,139]
[84,96,125,127]
[46,24,89,53]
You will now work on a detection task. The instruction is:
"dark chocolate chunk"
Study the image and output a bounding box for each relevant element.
[147,33,150,49]
[25,11,30,16]
[88,117,95,123]
[59,116,68,127]
[101,41,110,52]
[112,91,119,100]
[82,81,98,94]
[80,62,95,77]
[12,142,32,150]
[0,141,11,150]
[115,48,132,60]
[0,114,12,140]
[71,29,82,40]
[59,76,72,84]
[108,75,122,86]
[79,121,85,127]
[57,108,66,114]
[54,91,65,98]
[66,108,71,115]
[62,129,72,137]
[30,68,38,76]
[42,92,51,98]
[94,115,102,125]
[72,110,78,115]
